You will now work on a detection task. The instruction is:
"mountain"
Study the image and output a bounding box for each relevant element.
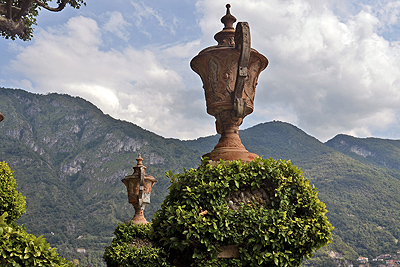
[0,88,201,266]
[326,134,400,173]
[2,88,400,266]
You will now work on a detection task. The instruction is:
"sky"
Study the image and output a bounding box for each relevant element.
[1,0,400,142]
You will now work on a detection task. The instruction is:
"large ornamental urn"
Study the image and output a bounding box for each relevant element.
[122,154,157,224]
[190,4,268,162]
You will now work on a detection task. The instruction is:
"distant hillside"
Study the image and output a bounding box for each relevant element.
[326,134,400,173]
[0,88,201,266]
[2,88,400,266]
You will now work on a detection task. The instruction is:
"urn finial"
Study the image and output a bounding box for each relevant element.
[221,4,236,30]
[214,3,236,46]
[136,153,144,168]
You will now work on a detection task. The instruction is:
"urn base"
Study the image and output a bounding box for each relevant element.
[131,209,148,224]
[203,147,258,162]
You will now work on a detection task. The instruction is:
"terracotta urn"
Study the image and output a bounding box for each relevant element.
[122,154,157,224]
[190,4,268,162]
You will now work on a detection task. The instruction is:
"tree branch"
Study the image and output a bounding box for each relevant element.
[0,3,21,19]
[0,15,26,37]
[35,0,68,12]
[6,0,12,19]
[16,0,35,20]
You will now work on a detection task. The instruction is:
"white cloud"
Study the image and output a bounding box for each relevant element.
[103,11,132,41]
[10,15,213,140]
[130,1,176,37]
[194,0,400,141]
[5,0,400,142]
[377,1,400,26]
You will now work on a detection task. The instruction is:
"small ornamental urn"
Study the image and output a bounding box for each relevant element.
[122,154,157,224]
[190,4,268,162]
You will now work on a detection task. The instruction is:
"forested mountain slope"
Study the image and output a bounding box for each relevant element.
[2,88,400,266]
[326,134,400,173]
[0,88,200,266]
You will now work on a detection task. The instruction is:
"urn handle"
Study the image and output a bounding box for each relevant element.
[138,166,145,208]
[233,22,251,118]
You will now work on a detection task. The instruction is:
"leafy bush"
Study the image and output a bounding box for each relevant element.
[0,161,26,223]
[0,162,74,266]
[151,158,333,267]
[103,222,171,267]
[0,212,74,267]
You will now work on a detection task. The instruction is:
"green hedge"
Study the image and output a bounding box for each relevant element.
[0,213,74,267]
[0,162,74,267]
[103,222,171,267]
[151,158,333,267]
[0,161,25,224]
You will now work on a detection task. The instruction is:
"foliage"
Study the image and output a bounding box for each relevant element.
[103,222,170,267]
[326,134,400,172]
[0,160,74,266]
[0,213,74,266]
[151,158,333,267]
[0,0,85,41]
[0,161,25,224]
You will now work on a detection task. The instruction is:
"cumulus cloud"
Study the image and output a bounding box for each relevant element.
[377,0,400,26]
[103,11,132,41]
[130,1,176,37]
[10,16,213,139]
[196,0,400,141]
[5,0,400,142]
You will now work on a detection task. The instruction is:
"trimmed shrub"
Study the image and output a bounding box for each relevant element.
[0,161,25,223]
[0,212,74,267]
[0,162,74,266]
[151,158,333,267]
[103,222,171,267]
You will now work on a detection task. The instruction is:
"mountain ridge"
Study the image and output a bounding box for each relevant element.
[2,87,400,266]
[326,134,400,172]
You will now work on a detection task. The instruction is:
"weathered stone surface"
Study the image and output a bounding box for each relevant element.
[190,4,268,162]
[217,245,240,258]
[225,185,272,210]
[122,154,157,224]
[131,238,153,249]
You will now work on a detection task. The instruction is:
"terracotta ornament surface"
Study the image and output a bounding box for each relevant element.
[0,112,4,122]
[190,4,268,162]
[122,154,157,224]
